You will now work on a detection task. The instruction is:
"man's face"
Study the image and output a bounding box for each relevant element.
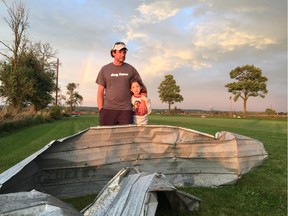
[113,49,127,63]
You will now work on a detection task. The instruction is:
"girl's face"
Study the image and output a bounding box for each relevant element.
[130,82,141,95]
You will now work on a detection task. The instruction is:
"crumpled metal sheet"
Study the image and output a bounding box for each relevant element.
[0,128,89,191]
[0,125,268,199]
[82,167,201,216]
[0,189,81,216]
[0,168,201,216]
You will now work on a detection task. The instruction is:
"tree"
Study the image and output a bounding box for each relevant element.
[158,75,183,114]
[0,0,57,113]
[225,65,268,116]
[0,0,29,113]
[0,48,55,112]
[33,42,58,72]
[66,83,83,113]
[265,108,276,116]
[21,50,55,111]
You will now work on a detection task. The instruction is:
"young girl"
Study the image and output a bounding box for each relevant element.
[130,79,152,125]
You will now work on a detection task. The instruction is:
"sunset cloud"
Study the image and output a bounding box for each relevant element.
[0,0,286,112]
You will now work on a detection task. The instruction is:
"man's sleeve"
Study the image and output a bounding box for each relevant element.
[96,68,105,87]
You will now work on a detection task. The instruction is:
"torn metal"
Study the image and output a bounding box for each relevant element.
[0,125,268,200]
[82,167,201,216]
[0,125,268,198]
[0,168,200,216]
[0,189,81,215]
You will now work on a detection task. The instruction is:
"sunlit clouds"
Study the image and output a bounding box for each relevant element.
[137,2,180,23]
[193,24,276,51]
[0,0,286,112]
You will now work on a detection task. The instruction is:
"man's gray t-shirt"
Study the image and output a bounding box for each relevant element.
[96,62,144,110]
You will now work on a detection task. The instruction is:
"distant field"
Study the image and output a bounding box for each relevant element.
[0,114,286,215]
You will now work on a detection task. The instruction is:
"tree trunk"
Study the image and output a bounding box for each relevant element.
[243,99,247,117]
[70,95,73,113]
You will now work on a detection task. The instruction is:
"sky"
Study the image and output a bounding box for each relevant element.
[0,0,287,112]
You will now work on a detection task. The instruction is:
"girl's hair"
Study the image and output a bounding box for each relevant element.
[130,78,143,88]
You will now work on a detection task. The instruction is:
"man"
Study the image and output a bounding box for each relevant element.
[96,42,147,126]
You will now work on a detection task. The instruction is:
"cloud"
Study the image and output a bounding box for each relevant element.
[0,0,286,112]
[192,23,276,51]
[137,1,179,24]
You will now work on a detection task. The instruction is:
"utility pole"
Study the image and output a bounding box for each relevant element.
[55,58,59,106]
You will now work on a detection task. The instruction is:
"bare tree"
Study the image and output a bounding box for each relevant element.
[33,42,58,71]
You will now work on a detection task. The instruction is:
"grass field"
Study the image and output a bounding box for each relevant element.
[0,114,286,215]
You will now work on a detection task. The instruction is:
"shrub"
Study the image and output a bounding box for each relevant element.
[0,106,64,135]
[47,106,63,120]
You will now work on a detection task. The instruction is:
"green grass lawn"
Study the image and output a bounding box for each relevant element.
[0,114,286,215]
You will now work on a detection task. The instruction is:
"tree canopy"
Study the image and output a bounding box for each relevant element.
[158,74,183,113]
[225,64,268,116]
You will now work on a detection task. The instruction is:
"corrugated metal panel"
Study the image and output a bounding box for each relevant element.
[0,128,89,190]
[0,125,268,199]
[82,167,201,216]
[0,189,81,215]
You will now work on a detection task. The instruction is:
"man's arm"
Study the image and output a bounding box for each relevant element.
[97,85,105,111]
